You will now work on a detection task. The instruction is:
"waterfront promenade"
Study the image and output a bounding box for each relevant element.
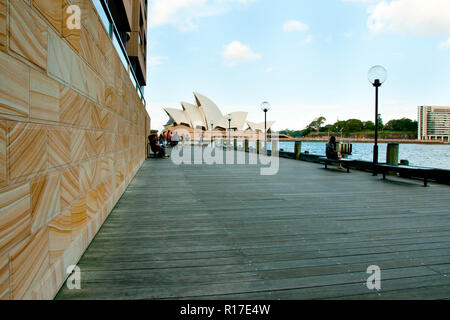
[56,149,450,299]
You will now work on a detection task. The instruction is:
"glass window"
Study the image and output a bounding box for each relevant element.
[112,33,128,70]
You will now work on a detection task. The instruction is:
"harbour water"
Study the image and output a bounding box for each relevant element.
[275,141,450,170]
[203,140,449,170]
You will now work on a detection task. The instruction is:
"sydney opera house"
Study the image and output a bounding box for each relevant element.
[163,93,275,137]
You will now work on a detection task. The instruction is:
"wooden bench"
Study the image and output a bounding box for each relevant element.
[374,164,434,187]
[319,157,353,173]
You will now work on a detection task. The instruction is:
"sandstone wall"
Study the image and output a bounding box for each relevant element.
[0,0,150,299]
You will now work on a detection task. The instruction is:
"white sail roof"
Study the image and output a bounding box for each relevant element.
[164,108,191,127]
[215,112,248,130]
[181,102,206,129]
[193,92,223,130]
[247,121,275,132]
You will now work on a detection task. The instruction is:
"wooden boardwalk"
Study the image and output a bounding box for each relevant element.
[56,148,450,299]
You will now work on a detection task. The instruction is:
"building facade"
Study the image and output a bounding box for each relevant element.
[418,106,450,142]
[0,0,149,299]
[103,0,147,87]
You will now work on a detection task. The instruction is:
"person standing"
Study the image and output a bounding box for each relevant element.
[167,131,171,147]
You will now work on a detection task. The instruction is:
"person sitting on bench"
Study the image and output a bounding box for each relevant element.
[326,136,344,170]
[149,134,169,159]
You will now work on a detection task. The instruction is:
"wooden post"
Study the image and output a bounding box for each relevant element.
[386,142,399,176]
[244,139,249,152]
[294,141,301,160]
[387,143,399,165]
[256,139,260,154]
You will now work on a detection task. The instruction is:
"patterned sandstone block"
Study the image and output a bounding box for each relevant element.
[70,128,86,162]
[48,208,72,264]
[86,187,98,218]
[60,165,79,209]
[48,126,70,168]
[8,122,47,179]
[78,97,92,128]
[79,27,98,73]
[0,256,9,300]
[31,172,60,232]
[27,256,64,299]
[30,69,60,122]
[10,0,48,69]
[70,54,88,95]
[0,183,31,258]
[0,52,29,117]
[100,108,111,131]
[10,228,50,300]
[0,0,6,51]
[91,103,102,129]
[32,0,63,34]
[48,29,72,84]
[79,160,93,195]
[85,130,96,158]
[95,131,104,156]
[0,120,5,187]
[71,196,87,238]
[59,85,78,125]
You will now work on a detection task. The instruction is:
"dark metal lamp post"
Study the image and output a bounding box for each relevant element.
[261,101,271,148]
[227,114,232,149]
[368,65,387,174]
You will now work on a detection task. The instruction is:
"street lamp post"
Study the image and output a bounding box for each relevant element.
[210,121,214,146]
[368,65,387,174]
[227,114,232,149]
[261,101,271,149]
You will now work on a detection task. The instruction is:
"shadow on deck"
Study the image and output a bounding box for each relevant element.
[56,148,450,300]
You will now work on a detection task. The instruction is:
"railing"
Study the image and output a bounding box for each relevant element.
[92,0,146,106]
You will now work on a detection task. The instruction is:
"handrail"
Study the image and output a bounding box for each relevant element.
[95,0,146,106]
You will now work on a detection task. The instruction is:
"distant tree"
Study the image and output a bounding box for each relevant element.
[384,118,418,132]
[300,117,327,136]
[279,129,303,138]
[343,119,363,133]
[319,124,333,132]
[330,120,347,133]
[362,121,375,131]
[377,114,384,130]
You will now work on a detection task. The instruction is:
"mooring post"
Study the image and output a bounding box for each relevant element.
[294,141,301,160]
[244,138,249,152]
[234,137,237,151]
[387,142,399,165]
[386,142,399,175]
[256,139,260,154]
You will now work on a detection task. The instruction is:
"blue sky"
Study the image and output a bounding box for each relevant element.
[145,0,450,131]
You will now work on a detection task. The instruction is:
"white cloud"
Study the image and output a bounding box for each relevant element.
[438,38,450,49]
[283,20,309,32]
[150,0,256,31]
[366,0,450,36]
[149,56,168,67]
[301,35,313,45]
[223,41,261,66]
[265,67,273,73]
